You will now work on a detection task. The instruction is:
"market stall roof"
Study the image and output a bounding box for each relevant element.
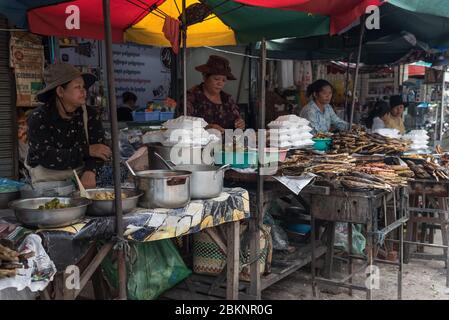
[233,0,383,35]
[0,0,67,29]
[257,2,449,65]
[2,0,330,46]
[126,0,330,46]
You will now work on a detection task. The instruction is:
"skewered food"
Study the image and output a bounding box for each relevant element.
[405,159,449,181]
[0,244,31,279]
[330,129,410,155]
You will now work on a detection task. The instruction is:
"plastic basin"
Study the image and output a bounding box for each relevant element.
[312,138,332,151]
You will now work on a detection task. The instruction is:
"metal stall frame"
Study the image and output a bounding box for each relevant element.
[404,179,449,287]
[309,186,408,300]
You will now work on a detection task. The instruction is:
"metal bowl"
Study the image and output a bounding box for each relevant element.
[9,197,91,228]
[80,188,143,216]
[0,190,20,209]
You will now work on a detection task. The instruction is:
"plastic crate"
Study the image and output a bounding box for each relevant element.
[159,112,175,121]
[133,111,160,122]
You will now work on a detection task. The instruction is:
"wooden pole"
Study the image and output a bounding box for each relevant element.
[349,18,366,127]
[102,0,126,300]
[250,38,266,299]
[182,0,187,115]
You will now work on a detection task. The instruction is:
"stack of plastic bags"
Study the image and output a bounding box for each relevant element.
[372,128,401,139]
[403,130,430,152]
[268,115,314,148]
[142,116,219,147]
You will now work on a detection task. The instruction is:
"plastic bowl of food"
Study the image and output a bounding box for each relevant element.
[312,138,332,151]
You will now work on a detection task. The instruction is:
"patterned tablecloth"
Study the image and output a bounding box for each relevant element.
[1,188,250,269]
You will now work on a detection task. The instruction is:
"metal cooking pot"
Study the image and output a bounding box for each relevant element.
[135,170,191,209]
[9,197,90,228]
[147,143,212,170]
[172,164,229,199]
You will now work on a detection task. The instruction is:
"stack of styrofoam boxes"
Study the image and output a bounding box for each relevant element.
[403,130,430,153]
[268,115,314,149]
[161,116,219,147]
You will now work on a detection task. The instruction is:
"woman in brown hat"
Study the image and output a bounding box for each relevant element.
[26,63,111,188]
[176,55,245,133]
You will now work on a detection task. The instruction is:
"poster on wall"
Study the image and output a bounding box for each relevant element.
[60,40,171,108]
[10,32,45,107]
[59,38,100,67]
[110,43,171,108]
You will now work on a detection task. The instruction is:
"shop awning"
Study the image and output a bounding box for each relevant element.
[408,65,426,77]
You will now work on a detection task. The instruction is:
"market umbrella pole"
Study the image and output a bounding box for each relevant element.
[440,66,446,141]
[182,0,187,115]
[349,17,366,127]
[102,0,127,300]
[250,38,266,299]
[344,53,353,121]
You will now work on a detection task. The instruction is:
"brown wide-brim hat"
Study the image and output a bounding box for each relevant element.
[195,55,236,80]
[36,63,97,103]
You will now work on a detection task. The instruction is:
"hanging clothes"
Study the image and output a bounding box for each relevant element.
[162,16,180,54]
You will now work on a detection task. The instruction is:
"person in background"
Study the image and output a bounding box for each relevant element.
[384,95,406,134]
[175,55,245,133]
[300,79,349,134]
[366,100,390,131]
[117,91,137,122]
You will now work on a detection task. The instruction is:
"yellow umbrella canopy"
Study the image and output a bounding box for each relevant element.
[124,0,237,47]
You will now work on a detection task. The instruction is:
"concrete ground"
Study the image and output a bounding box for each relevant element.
[263,234,449,300]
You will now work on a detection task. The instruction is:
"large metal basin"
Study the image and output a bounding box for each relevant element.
[9,197,90,228]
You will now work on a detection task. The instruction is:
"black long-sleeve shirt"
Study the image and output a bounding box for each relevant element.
[27,104,106,172]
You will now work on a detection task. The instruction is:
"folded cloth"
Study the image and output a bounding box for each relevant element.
[163,16,180,54]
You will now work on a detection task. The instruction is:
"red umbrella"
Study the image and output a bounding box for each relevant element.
[233,0,384,35]
[27,0,164,42]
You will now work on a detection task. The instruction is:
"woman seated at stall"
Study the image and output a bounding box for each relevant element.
[26,63,111,188]
[300,79,349,134]
[384,95,406,134]
[366,100,391,131]
[175,55,245,133]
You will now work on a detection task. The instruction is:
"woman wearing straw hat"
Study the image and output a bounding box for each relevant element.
[176,55,246,133]
[26,63,111,188]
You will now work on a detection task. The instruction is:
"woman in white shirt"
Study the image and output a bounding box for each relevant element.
[367,100,390,131]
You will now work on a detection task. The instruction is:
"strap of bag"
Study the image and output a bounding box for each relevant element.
[81,104,89,144]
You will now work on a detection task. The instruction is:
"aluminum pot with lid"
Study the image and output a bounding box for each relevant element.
[135,170,191,209]
[173,164,228,199]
